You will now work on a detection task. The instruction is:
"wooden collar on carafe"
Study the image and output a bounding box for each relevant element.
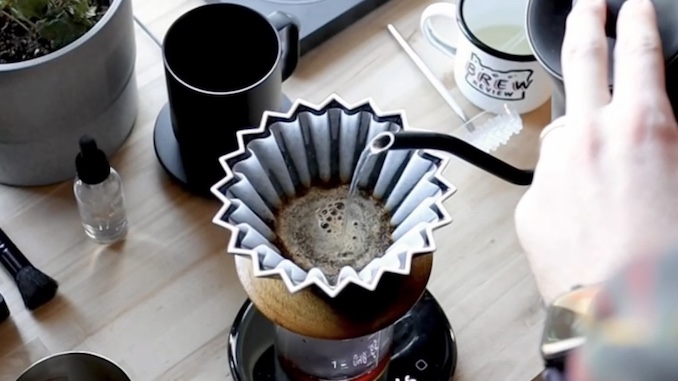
[235,253,433,340]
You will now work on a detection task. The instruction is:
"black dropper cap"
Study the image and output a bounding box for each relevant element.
[75,135,111,185]
[0,292,9,322]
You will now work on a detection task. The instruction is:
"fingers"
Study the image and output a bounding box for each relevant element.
[561,0,612,116]
[612,0,671,111]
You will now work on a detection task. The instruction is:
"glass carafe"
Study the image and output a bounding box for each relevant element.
[275,324,394,381]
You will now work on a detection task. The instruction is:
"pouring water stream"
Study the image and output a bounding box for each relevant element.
[340,146,383,237]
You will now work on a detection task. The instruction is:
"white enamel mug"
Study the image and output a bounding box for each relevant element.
[420,1,551,114]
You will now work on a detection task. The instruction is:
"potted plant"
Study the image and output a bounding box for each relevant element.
[0,0,137,186]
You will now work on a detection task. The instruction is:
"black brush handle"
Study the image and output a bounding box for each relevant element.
[0,291,9,322]
[0,228,34,280]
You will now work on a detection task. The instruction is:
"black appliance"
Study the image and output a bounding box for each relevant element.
[208,0,395,56]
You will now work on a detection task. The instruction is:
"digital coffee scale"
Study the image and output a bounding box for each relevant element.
[229,291,457,381]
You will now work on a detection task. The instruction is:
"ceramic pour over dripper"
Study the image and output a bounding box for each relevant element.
[211,94,456,298]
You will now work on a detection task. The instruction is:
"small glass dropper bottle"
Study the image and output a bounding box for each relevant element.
[73,135,128,244]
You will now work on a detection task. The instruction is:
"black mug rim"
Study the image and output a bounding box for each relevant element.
[526,0,678,86]
[17,351,132,380]
[525,0,565,81]
[456,0,536,63]
[162,3,283,96]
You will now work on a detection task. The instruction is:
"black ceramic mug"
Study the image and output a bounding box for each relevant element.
[163,3,299,194]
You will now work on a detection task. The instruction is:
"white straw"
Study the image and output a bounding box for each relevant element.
[387,24,475,132]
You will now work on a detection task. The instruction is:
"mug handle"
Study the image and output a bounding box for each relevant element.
[420,2,459,58]
[268,11,300,81]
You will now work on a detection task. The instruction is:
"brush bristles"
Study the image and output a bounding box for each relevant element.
[464,108,523,153]
[16,267,58,310]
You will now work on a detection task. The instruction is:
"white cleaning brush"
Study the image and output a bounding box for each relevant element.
[459,104,524,153]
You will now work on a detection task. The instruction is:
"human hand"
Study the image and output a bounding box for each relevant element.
[515,0,678,304]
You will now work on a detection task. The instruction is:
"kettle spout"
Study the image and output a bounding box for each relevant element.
[370,131,534,186]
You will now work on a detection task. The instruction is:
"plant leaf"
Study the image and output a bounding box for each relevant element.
[38,16,88,49]
[12,0,49,19]
[69,0,90,17]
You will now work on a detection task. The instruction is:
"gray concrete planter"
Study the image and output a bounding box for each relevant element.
[0,0,138,186]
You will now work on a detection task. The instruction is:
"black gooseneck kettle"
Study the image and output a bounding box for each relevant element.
[526,0,678,121]
[376,0,678,188]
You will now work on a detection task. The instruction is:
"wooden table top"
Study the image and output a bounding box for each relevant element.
[0,0,551,380]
